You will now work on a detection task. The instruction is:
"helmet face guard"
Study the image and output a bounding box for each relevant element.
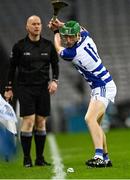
[59,20,80,36]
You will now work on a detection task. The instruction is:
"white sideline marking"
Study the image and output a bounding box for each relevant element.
[48,134,66,180]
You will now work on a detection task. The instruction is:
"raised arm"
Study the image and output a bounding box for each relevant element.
[48,19,65,54]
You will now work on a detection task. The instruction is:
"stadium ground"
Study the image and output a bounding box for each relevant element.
[0,128,130,179]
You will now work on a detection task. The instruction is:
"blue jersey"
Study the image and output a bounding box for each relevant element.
[60,31,113,89]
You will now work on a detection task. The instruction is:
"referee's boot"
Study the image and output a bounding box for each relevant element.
[35,156,51,166]
[86,157,106,168]
[23,156,33,168]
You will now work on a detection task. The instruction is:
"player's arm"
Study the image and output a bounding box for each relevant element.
[54,31,64,54]
[48,19,65,54]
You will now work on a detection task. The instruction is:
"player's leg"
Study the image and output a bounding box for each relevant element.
[97,115,108,150]
[98,115,112,167]
[97,115,108,155]
[85,98,105,151]
[85,98,106,167]
[85,82,116,167]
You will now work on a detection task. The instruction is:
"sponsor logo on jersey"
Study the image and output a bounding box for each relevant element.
[23,52,31,56]
[41,52,48,56]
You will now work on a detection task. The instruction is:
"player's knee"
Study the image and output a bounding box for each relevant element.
[84,114,89,124]
[84,114,94,125]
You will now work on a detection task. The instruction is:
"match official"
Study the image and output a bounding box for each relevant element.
[4,15,59,167]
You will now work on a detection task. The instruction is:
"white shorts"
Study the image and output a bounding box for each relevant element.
[91,81,117,108]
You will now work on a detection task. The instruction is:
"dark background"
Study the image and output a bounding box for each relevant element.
[0,0,130,132]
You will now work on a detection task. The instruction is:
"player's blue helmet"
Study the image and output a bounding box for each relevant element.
[59,20,80,36]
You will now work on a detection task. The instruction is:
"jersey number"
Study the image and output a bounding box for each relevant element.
[84,43,99,62]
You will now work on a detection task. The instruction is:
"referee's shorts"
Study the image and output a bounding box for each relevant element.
[17,85,50,117]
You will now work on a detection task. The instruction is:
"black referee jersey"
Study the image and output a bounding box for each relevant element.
[7,36,59,86]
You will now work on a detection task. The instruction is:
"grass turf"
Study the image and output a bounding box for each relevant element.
[56,128,130,179]
[0,128,130,179]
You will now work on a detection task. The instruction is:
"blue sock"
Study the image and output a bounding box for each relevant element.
[94,148,103,159]
[103,153,109,161]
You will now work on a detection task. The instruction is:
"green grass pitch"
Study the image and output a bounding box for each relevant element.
[0,128,130,179]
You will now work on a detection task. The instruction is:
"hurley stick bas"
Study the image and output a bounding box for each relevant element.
[51,0,69,20]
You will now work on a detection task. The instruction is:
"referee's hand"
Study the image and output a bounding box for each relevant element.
[48,81,58,94]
